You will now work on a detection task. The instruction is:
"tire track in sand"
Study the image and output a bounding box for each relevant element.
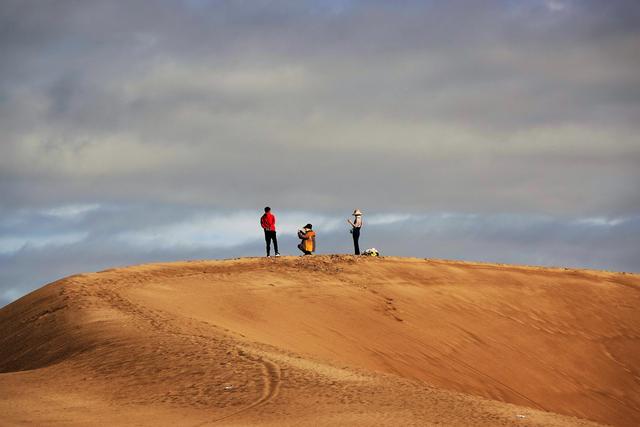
[203,354,281,425]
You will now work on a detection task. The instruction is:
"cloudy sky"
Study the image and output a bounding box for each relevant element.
[1,0,639,306]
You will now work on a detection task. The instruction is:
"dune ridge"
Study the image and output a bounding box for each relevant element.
[1,256,638,426]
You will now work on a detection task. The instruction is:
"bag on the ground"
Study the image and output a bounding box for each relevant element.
[362,248,379,257]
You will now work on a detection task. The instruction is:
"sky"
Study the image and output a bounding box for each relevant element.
[1,0,639,307]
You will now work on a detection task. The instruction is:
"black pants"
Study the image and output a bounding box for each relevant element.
[264,230,278,256]
[352,227,361,255]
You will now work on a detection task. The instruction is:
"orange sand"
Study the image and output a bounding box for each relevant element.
[1,256,638,426]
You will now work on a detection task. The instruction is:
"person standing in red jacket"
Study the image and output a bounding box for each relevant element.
[260,207,280,257]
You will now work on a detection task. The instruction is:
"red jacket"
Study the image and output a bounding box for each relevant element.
[260,212,276,231]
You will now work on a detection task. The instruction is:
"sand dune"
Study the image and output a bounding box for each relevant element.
[1,256,638,426]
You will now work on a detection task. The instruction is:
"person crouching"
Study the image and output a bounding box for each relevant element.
[297,224,316,255]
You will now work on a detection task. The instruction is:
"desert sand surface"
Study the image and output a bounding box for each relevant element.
[1,256,639,426]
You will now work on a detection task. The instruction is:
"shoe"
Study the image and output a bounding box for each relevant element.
[266,255,271,258]
[275,253,280,257]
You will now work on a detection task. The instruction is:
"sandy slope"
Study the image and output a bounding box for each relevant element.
[1,256,638,426]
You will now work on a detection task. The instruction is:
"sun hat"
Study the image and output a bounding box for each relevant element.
[353,209,362,216]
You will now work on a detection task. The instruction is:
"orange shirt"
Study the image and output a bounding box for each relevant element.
[302,230,316,252]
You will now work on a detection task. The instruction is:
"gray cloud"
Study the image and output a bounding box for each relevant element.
[1,0,639,213]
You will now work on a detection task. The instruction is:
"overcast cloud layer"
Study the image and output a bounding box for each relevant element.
[1,0,639,307]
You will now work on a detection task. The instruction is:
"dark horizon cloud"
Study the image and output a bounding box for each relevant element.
[1,1,639,305]
[1,203,638,308]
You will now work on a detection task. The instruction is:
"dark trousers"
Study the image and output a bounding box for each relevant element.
[352,227,361,255]
[264,230,278,256]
